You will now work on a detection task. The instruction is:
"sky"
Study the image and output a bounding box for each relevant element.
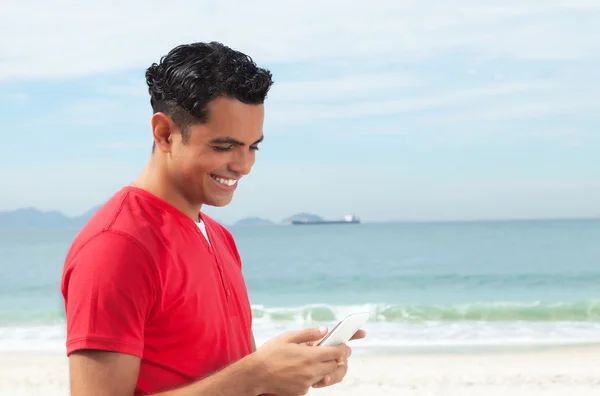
[1,0,599,224]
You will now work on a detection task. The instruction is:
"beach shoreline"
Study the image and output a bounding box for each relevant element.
[2,345,599,395]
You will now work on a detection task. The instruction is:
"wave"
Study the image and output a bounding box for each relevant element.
[3,300,600,328]
[251,300,600,323]
[4,301,600,351]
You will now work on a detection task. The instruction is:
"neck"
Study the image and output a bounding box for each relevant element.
[131,154,202,221]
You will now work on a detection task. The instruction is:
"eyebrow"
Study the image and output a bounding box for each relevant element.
[209,135,264,146]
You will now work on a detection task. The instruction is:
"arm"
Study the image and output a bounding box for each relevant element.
[69,349,263,396]
[68,329,345,396]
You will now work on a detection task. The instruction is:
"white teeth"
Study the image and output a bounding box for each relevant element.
[212,175,237,186]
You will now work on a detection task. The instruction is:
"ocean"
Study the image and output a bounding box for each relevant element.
[1,219,600,353]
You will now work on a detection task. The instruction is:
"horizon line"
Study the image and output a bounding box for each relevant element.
[0,206,598,226]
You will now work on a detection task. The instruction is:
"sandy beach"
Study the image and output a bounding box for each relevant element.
[1,346,599,395]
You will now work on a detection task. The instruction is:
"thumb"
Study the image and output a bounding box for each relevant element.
[280,326,328,344]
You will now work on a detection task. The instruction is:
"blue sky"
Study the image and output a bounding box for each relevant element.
[1,0,599,223]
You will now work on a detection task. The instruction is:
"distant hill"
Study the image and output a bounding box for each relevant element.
[0,206,99,230]
[280,212,323,225]
[0,204,230,230]
[0,206,329,230]
[233,216,274,226]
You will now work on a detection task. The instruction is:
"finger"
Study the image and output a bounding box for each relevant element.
[280,326,328,344]
[313,345,346,362]
[311,374,331,389]
[314,359,340,377]
[333,343,351,360]
[313,360,348,388]
[349,329,367,341]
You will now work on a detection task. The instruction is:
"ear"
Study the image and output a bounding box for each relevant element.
[151,112,175,153]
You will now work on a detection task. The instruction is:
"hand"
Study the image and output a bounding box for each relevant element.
[311,329,367,389]
[303,329,367,347]
[252,326,346,396]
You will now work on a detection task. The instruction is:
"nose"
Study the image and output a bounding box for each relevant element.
[228,149,255,176]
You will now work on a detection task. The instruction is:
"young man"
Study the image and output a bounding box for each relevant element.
[61,41,365,396]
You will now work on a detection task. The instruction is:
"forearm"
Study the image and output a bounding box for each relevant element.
[152,354,264,396]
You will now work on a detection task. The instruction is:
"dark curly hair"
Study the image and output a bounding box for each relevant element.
[145,41,274,143]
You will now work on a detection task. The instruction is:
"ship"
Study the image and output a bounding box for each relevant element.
[291,213,361,225]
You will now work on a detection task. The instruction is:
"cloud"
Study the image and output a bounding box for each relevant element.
[100,71,421,103]
[3,0,598,161]
[268,72,422,102]
[5,0,595,136]
[2,0,600,81]
[427,100,598,125]
[52,76,563,132]
[265,80,561,126]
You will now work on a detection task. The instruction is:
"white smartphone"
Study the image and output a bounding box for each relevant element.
[317,312,369,347]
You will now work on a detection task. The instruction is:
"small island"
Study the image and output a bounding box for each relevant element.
[233,216,274,226]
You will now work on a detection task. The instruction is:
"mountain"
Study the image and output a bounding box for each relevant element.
[0,204,230,230]
[280,212,323,225]
[0,206,99,230]
[0,206,328,230]
[233,216,274,226]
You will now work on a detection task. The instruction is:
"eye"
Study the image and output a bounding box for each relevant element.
[250,145,259,151]
[212,145,233,152]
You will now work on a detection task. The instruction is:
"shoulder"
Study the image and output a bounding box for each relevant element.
[62,229,157,288]
[66,229,152,267]
[68,187,174,262]
[64,188,163,280]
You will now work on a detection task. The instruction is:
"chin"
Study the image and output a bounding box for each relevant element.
[204,196,234,207]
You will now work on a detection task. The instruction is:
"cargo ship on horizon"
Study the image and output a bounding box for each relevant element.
[291,213,361,225]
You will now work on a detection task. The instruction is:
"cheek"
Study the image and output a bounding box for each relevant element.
[169,148,199,182]
[174,151,222,181]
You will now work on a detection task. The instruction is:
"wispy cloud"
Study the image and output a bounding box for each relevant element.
[35,99,122,126]
[269,72,422,102]
[2,0,600,81]
[266,80,561,126]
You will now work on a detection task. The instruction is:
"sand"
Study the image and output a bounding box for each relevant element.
[1,346,599,395]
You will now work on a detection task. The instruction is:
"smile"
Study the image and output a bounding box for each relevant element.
[210,174,238,187]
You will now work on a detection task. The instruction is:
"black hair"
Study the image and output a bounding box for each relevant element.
[145,41,274,144]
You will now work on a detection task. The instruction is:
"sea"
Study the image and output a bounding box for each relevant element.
[1,219,600,354]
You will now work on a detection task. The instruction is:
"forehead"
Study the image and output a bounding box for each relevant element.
[198,96,264,141]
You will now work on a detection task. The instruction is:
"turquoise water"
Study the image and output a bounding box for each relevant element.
[1,219,600,351]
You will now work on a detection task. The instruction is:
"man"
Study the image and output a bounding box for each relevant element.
[61,41,365,396]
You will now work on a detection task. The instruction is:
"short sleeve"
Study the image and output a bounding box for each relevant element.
[61,230,157,357]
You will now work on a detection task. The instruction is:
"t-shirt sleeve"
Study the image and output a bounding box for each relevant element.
[61,230,157,358]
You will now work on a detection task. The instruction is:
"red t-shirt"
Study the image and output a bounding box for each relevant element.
[61,186,253,394]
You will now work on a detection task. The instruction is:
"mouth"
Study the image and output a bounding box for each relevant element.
[210,174,239,188]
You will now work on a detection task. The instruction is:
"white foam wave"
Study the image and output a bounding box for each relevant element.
[3,303,600,352]
[0,324,65,351]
